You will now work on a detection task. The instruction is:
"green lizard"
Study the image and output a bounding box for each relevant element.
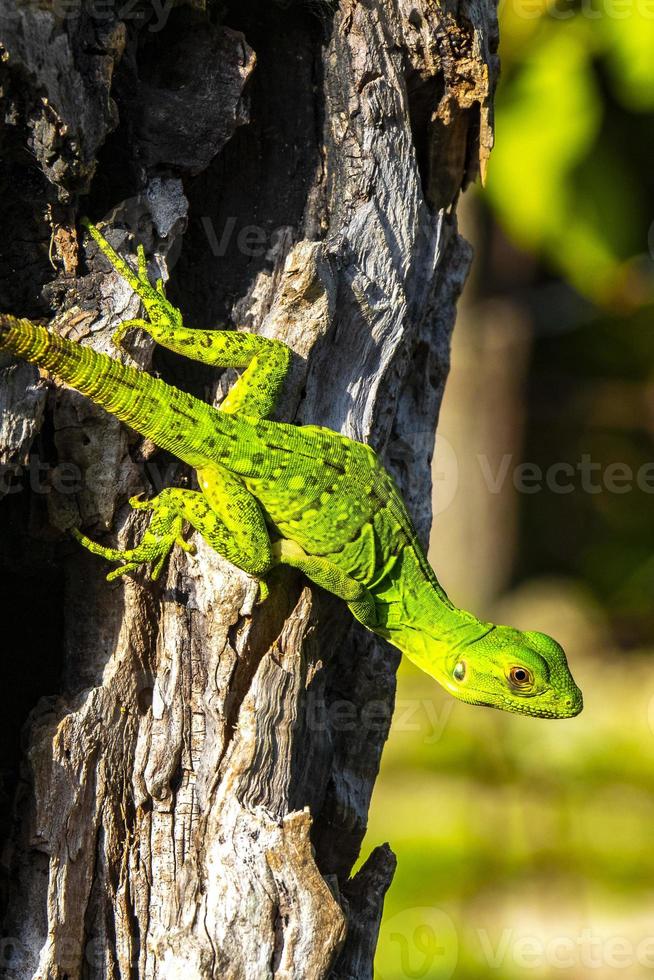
[0,221,583,719]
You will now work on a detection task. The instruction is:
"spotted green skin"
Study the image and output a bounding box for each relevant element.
[0,221,583,718]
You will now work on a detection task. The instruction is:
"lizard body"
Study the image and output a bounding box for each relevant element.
[0,222,583,719]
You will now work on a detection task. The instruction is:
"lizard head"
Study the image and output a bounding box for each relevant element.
[445,626,583,719]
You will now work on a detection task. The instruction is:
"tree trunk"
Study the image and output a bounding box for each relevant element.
[0,1,498,977]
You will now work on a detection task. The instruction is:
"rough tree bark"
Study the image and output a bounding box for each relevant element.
[0,1,498,977]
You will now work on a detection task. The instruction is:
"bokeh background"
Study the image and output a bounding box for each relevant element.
[365,6,654,978]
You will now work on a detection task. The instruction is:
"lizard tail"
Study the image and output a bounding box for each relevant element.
[0,315,244,469]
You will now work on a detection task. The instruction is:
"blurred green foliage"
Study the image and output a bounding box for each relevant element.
[484,1,654,632]
[523,305,654,636]
[369,8,654,979]
[373,653,654,979]
[486,4,654,304]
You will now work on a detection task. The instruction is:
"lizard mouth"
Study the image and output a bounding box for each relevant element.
[456,685,583,719]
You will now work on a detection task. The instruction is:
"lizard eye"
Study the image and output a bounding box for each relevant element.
[509,666,533,687]
[453,661,466,681]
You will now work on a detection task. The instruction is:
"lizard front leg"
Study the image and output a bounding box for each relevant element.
[84,220,292,420]
[273,539,379,629]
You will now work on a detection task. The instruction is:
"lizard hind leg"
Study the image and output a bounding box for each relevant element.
[73,472,274,587]
[108,318,292,421]
[273,539,379,629]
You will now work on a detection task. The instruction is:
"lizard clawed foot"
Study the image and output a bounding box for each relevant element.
[128,493,196,554]
[129,492,154,510]
[70,499,194,581]
[111,319,151,353]
[83,218,181,342]
[134,243,167,297]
